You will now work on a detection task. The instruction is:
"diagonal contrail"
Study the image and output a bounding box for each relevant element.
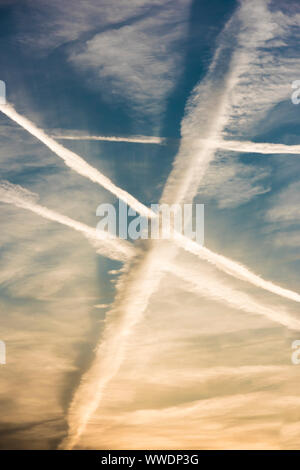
[0,181,300,328]
[1,183,296,331]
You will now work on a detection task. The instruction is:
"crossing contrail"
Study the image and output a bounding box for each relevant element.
[168,263,300,330]
[217,139,300,155]
[53,133,300,155]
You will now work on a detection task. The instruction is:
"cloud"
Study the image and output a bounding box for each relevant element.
[68,0,191,120]
[19,0,191,122]
[197,152,271,208]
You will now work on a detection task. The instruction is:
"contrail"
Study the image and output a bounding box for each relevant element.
[54,133,300,155]
[217,139,300,155]
[1,103,299,303]
[173,232,300,303]
[0,181,133,262]
[53,134,166,145]
[0,104,153,219]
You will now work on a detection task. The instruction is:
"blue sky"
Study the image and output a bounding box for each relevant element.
[0,0,300,449]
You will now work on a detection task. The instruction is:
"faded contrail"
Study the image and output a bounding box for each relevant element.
[53,134,166,145]
[0,104,153,219]
[1,103,299,303]
[0,181,133,262]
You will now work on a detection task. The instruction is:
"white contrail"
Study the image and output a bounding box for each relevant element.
[53,134,166,145]
[0,181,133,262]
[53,132,300,155]
[59,0,300,449]
[0,104,153,219]
[1,103,299,303]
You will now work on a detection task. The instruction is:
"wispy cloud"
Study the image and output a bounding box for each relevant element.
[0,181,133,261]
[52,134,166,145]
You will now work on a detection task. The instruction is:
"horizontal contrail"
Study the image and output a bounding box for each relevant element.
[1,104,299,304]
[54,133,300,155]
[0,181,133,262]
[61,245,300,449]
[53,134,166,145]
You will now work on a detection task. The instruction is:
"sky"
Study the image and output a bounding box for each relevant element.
[0,0,300,450]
